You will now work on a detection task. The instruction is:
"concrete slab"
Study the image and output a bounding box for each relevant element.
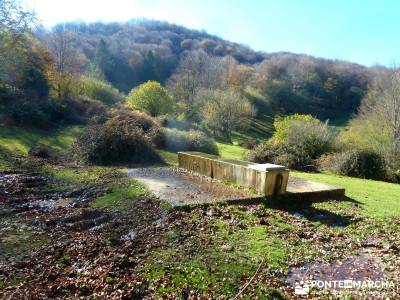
[126,167,345,207]
[127,167,256,206]
[286,176,345,198]
[248,163,286,171]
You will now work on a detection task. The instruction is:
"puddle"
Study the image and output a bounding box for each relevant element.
[0,172,106,212]
[127,167,255,206]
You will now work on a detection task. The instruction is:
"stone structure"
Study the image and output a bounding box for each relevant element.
[178,151,290,196]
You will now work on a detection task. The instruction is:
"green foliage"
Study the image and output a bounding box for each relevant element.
[162,128,219,155]
[127,81,173,117]
[247,141,281,164]
[91,182,148,213]
[327,149,386,180]
[273,114,318,142]
[0,126,82,154]
[200,89,254,142]
[249,114,334,169]
[79,76,124,104]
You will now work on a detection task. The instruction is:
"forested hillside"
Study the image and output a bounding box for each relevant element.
[1,4,398,181]
[38,20,371,118]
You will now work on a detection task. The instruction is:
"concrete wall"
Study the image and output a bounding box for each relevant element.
[178,152,289,196]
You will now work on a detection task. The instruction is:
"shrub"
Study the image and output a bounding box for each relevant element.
[162,128,219,155]
[109,106,164,146]
[126,81,173,116]
[72,120,160,165]
[329,149,386,180]
[28,145,52,159]
[79,76,124,105]
[61,97,108,124]
[316,153,336,171]
[246,141,280,163]
[248,115,334,169]
[110,106,158,133]
[239,138,258,149]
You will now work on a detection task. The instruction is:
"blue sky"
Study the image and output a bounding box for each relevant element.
[22,0,399,66]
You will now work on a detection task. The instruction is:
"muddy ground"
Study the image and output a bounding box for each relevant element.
[127,167,255,206]
[1,163,399,299]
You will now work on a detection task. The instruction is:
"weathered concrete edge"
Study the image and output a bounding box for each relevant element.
[178,151,290,196]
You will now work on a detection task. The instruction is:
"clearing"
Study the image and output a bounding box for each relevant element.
[0,127,399,299]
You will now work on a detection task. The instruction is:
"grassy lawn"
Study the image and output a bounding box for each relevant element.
[1,126,399,298]
[215,141,248,160]
[0,126,82,154]
[292,170,400,219]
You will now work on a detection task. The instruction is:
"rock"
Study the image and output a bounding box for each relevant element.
[221,244,233,252]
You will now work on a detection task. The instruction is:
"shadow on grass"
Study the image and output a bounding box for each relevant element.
[175,194,362,228]
[262,195,362,227]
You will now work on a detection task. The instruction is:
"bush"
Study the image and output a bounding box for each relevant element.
[126,81,173,116]
[247,141,280,163]
[61,97,109,124]
[328,149,386,180]
[110,106,158,132]
[109,106,164,146]
[28,145,52,159]
[239,138,258,149]
[248,115,334,169]
[79,76,124,104]
[162,128,219,155]
[72,120,161,165]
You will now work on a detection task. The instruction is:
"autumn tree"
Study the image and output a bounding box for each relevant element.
[225,64,254,90]
[0,0,36,85]
[167,49,229,120]
[200,89,255,142]
[45,25,81,98]
[342,68,400,177]
[127,81,173,117]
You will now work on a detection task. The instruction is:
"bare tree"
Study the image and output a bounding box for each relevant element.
[0,0,36,84]
[166,49,229,119]
[358,67,400,171]
[0,0,35,35]
[45,26,80,98]
[200,88,255,142]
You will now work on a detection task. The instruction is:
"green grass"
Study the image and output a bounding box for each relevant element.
[157,149,179,166]
[0,228,49,259]
[216,141,248,160]
[91,182,148,212]
[157,141,248,163]
[41,164,150,214]
[292,171,400,218]
[139,206,289,298]
[326,112,353,128]
[0,126,82,154]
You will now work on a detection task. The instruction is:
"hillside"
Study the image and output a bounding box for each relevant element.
[39,19,371,119]
[2,2,400,297]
